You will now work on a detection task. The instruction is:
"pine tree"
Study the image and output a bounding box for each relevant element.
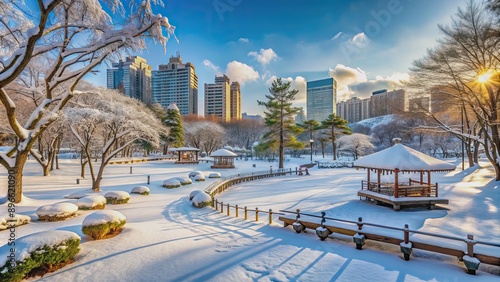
[321,114,351,160]
[258,78,304,168]
[163,103,185,150]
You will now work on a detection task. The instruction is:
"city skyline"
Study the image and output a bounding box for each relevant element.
[85,0,468,115]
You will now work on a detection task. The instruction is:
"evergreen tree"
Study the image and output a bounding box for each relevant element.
[321,114,351,160]
[163,103,185,151]
[258,78,304,168]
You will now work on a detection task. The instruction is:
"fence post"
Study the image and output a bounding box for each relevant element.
[76,178,80,184]
[147,175,150,185]
[464,234,479,275]
[220,202,224,213]
[255,207,259,221]
[401,224,412,261]
[227,203,230,216]
[244,206,248,220]
[353,217,366,250]
[235,204,239,217]
[211,196,215,208]
[269,209,273,224]
[130,166,133,174]
[316,211,330,241]
[215,199,218,211]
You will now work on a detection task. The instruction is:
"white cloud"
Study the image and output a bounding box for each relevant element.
[248,48,279,66]
[265,75,307,103]
[348,32,369,48]
[332,32,343,41]
[238,38,249,43]
[226,61,259,86]
[202,59,222,75]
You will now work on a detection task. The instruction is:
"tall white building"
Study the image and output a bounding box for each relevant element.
[205,75,231,121]
[306,78,337,122]
[336,97,370,123]
[107,56,152,105]
[151,54,198,116]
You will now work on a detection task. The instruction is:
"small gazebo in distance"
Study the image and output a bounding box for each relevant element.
[173,147,200,164]
[210,149,238,169]
[354,139,456,210]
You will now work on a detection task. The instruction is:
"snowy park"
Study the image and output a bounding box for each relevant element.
[1,156,499,281]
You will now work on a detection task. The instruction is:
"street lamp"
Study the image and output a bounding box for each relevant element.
[309,139,314,162]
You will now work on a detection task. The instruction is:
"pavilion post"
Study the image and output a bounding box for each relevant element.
[367,169,370,184]
[394,169,400,198]
[427,170,431,185]
[377,169,381,192]
[420,171,423,184]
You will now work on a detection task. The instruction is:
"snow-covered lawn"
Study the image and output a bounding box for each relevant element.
[0,157,499,281]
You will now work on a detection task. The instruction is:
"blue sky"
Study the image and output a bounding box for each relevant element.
[86,0,468,115]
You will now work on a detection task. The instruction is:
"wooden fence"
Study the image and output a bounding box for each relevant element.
[204,169,500,275]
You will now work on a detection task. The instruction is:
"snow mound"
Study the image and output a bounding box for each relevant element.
[82,210,127,227]
[74,195,107,210]
[188,171,205,178]
[131,186,150,195]
[163,178,181,188]
[193,174,205,182]
[0,214,31,231]
[104,191,130,200]
[0,230,80,266]
[351,114,395,129]
[192,192,212,208]
[64,192,89,199]
[189,190,203,201]
[208,172,221,178]
[175,177,192,185]
[36,203,78,219]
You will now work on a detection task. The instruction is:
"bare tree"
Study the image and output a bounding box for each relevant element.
[184,121,225,155]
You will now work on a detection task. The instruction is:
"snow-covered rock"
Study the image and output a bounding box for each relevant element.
[74,195,107,210]
[131,185,150,195]
[64,192,88,199]
[175,177,192,185]
[36,203,79,221]
[192,192,212,208]
[163,178,181,188]
[82,210,127,240]
[0,214,31,231]
[208,172,221,178]
[193,174,205,182]
[188,171,204,178]
[104,191,131,204]
[189,190,203,201]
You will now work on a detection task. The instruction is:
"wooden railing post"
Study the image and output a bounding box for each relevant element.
[227,203,230,216]
[235,205,239,217]
[464,234,480,275]
[404,224,409,244]
[244,206,248,220]
[211,196,215,208]
[269,209,273,224]
[255,207,259,221]
[353,217,366,250]
[401,224,412,261]
[220,202,224,213]
[215,199,218,211]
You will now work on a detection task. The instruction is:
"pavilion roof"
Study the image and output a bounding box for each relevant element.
[210,149,237,157]
[354,143,456,172]
[172,147,200,152]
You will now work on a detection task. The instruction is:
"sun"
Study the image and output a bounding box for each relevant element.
[478,71,493,83]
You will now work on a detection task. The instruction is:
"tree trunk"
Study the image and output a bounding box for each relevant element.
[81,160,87,179]
[9,151,30,203]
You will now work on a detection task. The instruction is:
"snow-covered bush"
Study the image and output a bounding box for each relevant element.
[0,214,31,231]
[0,231,80,281]
[74,195,107,210]
[64,192,88,199]
[131,186,150,195]
[36,203,79,221]
[208,172,221,178]
[193,175,205,182]
[104,191,131,204]
[189,190,203,201]
[175,177,192,186]
[82,210,126,240]
[192,192,212,208]
[188,171,204,179]
[163,179,181,189]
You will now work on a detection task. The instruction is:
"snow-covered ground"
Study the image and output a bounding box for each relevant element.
[0,156,499,281]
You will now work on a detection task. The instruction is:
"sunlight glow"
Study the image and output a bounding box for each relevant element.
[478,70,493,83]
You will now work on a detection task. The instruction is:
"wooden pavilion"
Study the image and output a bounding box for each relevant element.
[173,147,200,164]
[210,149,237,169]
[354,141,456,210]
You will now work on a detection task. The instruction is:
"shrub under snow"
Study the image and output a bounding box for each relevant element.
[64,192,88,199]
[131,186,150,195]
[104,191,131,204]
[193,174,205,182]
[36,203,79,221]
[208,172,221,178]
[0,214,31,231]
[0,230,80,281]
[74,195,107,210]
[176,177,192,185]
[82,210,127,240]
[189,190,203,201]
[163,178,181,189]
[188,171,204,178]
[192,192,212,208]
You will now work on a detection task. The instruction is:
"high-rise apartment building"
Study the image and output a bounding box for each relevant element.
[336,97,370,123]
[230,82,242,120]
[369,89,407,118]
[205,75,231,121]
[306,78,337,122]
[107,56,152,105]
[151,54,198,115]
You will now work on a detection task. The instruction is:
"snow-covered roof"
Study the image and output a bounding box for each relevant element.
[210,149,238,157]
[354,143,456,172]
[167,103,179,111]
[172,147,200,151]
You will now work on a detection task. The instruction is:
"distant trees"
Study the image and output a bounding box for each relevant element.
[321,114,351,160]
[337,133,374,160]
[184,121,225,155]
[222,119,265,149]
[258,78,304,168]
